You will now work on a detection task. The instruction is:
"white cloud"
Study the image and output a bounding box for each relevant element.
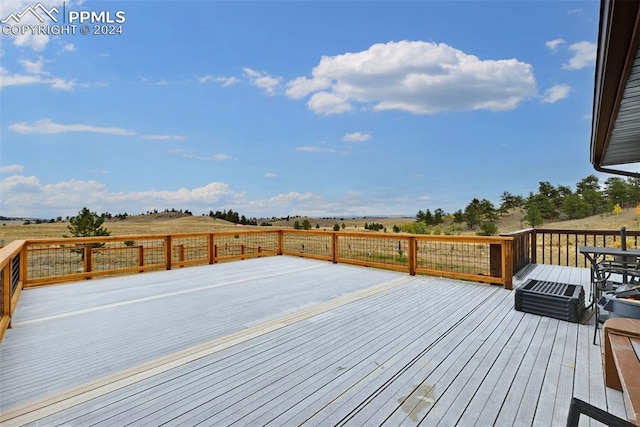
[0,172,433,218]
[295,146,336,153]
[286,40,536,115]
[62,43,76,52]
[343,132,372,142]
[545,39,565,52]
[541,84,571,104]
[243,68,282,95]
[9,118,136,135]
[563,41,596,70]
[0,164,24,173]
[285,76,331,99]
[155,79,169,86]
[8,118,183,140]
[0,175,247,217]
[143,134,187,141]
[198,75,240,87]
[307,92,353,115]
[170,149,233,161]
[19,56,48,74]
[0,66,75,90]
[50,78,75,90]
[264,172,277,178]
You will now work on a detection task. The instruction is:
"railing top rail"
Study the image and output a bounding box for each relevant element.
[19,230,517,246]
[22,229,282,245]
[501,228,534,237]
[413,234,513,244]
[0,240,25,270]
[531,228,640,236]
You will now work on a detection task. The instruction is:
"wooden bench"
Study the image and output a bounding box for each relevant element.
[604,318,640,425]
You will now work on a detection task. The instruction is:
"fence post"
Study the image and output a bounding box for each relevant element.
[138,245,144,273]
[165,236,173,270]
[332,233,338,264]
[502,239,514,290]
[177,244,185,267]
[83,246,92,279]
[208,234,215,264]
[489,244,502,278]
[3,262,11,327]
[408,236,416,276]
[531,229,537,264]
[277,230,283,256]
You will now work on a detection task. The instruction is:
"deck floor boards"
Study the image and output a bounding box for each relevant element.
[0,257,629,426]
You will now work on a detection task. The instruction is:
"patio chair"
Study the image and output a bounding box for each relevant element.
[592,258,640,344]
[566,398,635,427]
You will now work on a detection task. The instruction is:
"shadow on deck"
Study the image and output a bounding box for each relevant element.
[0,256,629,425]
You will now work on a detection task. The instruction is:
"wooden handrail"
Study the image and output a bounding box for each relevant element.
[0,240,25,342]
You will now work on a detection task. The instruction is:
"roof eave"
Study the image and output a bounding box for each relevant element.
[590,0,640,174]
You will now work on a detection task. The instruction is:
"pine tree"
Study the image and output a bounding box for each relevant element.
[67,207,110,239]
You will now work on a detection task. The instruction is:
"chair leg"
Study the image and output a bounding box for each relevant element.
[593,305,598,345]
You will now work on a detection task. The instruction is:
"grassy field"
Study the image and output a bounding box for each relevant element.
[2,208,639,247]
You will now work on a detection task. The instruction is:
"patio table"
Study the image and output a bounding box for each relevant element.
[579,245,640,344]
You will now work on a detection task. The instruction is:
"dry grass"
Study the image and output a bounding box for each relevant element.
[3,208,639,247]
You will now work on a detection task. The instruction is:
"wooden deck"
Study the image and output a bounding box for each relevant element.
[0,256,631,426]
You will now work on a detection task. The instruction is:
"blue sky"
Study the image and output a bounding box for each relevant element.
[0,0,600,218]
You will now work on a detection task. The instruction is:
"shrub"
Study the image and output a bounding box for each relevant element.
[477,222,498,236]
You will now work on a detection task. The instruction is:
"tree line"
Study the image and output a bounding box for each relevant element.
[407,174,640,234]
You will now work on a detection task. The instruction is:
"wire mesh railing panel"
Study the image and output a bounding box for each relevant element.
[214,232,278,259]
[91,239,164,272]
[172,236,209,264]
[26,238,167,281]
[416,240,491,277]
[27,245,84,280]
[238,232,279,255]
[282,232,331,259]
[337,236,409,268]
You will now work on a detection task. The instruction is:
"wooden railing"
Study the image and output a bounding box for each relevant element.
[502,229,533,272]
[506,228,640,269]
[0,229,517,343]
[0,240,25,342]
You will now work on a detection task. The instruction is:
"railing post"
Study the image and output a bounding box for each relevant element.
[208,234,215,264]
[277,230,283,256]
[83,246,92,279]
[489,244,502,278]
[502,239,514,290]
[178,244,185,267]
[408,236,416,276]
[20,244,27,286]
[138,245,144,273]
[3,261,11,327]
[531,229,537,264]
[332,233,338,264]
[241,244,245,260]
[165,236,173,270]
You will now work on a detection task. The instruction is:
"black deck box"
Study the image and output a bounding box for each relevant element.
[514,279,585,323]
